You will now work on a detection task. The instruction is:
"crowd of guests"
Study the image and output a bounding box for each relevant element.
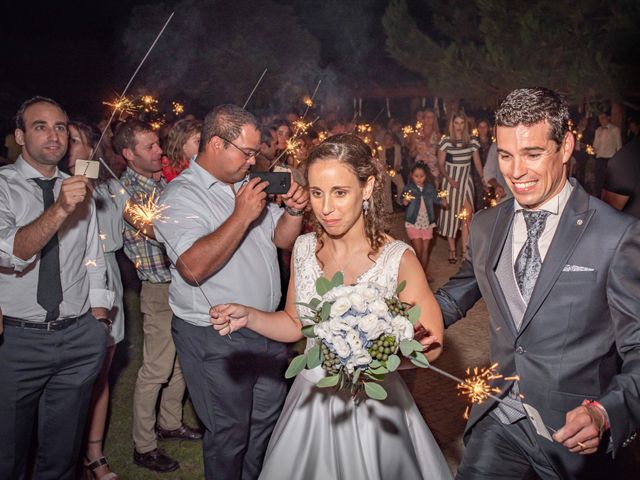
[0,92,638,480]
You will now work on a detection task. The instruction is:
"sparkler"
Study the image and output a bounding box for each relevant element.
[268,115,320,170]
[172,101,184,116]
[125,189,170,235]
[585,144,595,155]
[140,95,159,113]
[242,68,268,109]
[387,169,397,178]
[150,120,164,131]
[301,79,322,119]
[402,125,415,138]
[303,96,314,108]
[456,208,470,221]
[437,190,448,199]
[402,192,416,202]
[428,364,584,447]
[103,95,137,116]
[90,11,175,162]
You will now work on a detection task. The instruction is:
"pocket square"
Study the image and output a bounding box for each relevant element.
[563,264,595,272]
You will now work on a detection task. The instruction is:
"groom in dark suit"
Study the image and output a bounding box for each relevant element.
[436,88,640,479]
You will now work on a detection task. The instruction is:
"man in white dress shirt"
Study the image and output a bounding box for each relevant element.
[156,104,308,480]
[0,97,113,480]
[593,112,622,198]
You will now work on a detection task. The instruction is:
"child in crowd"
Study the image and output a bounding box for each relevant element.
[402,161,441,279]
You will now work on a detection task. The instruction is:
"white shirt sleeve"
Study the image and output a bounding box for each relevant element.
[85,200,115,309]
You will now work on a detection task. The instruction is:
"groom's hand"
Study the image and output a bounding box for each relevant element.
[553,404,608,455]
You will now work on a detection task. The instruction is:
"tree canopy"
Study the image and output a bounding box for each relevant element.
[383,0,640,107]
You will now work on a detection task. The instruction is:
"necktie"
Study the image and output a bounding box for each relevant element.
[33,178,63,321]
[514,210,550,304]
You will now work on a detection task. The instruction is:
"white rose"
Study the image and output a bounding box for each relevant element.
[369,299,389,317]
[391,315,414,341]
[342,315,359,327]
[314,322,331,340]
[358,313,379,333]
[323,285,349,302]
[331,296,352,317]
[359,287,378,303]
[354,349,372,367]
[348,292,367,313]
[345,330,362,351]
[366,320,387,341]
[333,337,351,358]
[329,316,352,334]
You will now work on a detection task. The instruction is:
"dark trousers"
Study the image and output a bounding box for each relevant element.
[594,157,610,198]
[172,316,288,480]
[457,414,613,480]
[0,313,107,480]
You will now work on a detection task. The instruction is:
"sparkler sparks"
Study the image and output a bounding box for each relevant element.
[402,192,416,202]
[437,190,448,199]
[292,119,313,134]
[125,190,169,235]
[103,96,137,116]
[456,208,470,221]
[150,120,164,131]
[387,169,397,178]
[303,96,314,107]
[402,125,415,138]
[172,101,184,115]
[140,95,159,113]
[457,363,503,419]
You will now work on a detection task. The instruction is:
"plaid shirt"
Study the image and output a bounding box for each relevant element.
[121,168,171,283]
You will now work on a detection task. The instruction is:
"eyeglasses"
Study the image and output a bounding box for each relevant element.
[219,136,261,160]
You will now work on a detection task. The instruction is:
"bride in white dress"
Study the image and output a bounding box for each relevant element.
[211,134,452,479]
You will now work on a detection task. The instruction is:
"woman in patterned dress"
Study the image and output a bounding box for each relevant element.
[437,111,485,263]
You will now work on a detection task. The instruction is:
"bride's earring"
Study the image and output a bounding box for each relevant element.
[363,199,370,216]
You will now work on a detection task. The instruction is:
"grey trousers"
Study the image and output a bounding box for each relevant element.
[171,316,288,480]
[0,313,107,480]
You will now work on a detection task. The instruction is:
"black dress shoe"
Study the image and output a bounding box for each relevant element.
[133,448,179,472]
[157,423,203,441]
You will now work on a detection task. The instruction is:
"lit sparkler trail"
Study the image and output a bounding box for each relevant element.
[428,364,579,446]
[268,116,320,171]
[437,190,449,199]
[89,11,175,162]
[125,190,170,235]
[303,96,313,108]
[301,79,322,119]
[242,68,268,109]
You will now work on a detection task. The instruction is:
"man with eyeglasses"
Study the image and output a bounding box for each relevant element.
[156,104,308,480]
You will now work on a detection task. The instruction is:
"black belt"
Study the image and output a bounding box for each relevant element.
[3,312,89,331]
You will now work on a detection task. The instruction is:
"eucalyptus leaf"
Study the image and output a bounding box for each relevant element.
[406,305,421,325]
[330,271,344,288]
[399,339,415,356]
[364,372,385,381]
[316,374,340,388]
[370,359,381,368]
[410,351,429,368]
[386,354,401,372]
[409,339,424,352]
[301,324,317,338]
[320,301,332,321]
[396,280,406,295]
[364,382,388,400]
[306,345,321,369]
[352,368,362,385]
[308,298,321,310]
[285,354,307,379]
[316,277,331,296]
[370,366,389,375]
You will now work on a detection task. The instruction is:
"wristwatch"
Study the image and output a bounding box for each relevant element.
[285,206,305,217]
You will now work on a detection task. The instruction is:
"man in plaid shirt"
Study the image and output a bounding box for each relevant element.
[115,120,201,474]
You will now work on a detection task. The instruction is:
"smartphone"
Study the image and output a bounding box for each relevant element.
[249,172,291,195]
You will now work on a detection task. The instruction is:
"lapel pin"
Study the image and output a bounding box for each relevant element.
[576,219,583,226]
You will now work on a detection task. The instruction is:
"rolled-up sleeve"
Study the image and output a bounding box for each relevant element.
[0,177,37,270]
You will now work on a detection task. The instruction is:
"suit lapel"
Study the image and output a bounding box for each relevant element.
[485,201,518,337]
[518,183,594,336]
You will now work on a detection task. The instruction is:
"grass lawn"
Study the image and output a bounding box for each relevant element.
[103,286,205,479]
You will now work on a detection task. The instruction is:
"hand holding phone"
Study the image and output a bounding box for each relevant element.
[248,172,291,195]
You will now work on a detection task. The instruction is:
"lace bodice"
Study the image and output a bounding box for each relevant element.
[292,233,411,352]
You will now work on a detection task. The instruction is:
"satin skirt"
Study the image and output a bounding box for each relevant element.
[259,367,452,480]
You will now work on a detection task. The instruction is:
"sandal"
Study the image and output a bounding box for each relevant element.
[448,250,457,264]
[85,456,118,480]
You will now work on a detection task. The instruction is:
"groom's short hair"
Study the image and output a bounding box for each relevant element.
[495,88,569,145]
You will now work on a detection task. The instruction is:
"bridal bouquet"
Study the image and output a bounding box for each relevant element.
[286,273,429,400]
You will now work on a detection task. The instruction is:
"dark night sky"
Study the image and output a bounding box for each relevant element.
[1,1,169,131]
[1,1,423,136]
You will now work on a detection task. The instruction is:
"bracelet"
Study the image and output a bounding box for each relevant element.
[582,399,610,431]
[285,206,305,217]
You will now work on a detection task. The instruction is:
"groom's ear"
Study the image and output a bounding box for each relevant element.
[363,175,375,200]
